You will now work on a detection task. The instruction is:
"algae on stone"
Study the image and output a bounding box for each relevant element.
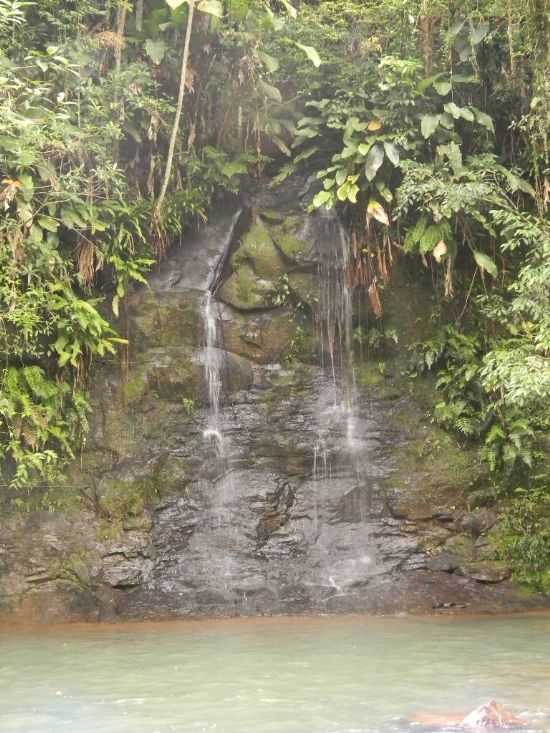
[218,264,277,310]
[233,218,286,279]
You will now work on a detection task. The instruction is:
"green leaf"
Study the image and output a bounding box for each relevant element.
[258,79,282,103]
[421,114,440,139]
[38,216,58,233]
[473,109,495,133]
[404,216,428,252]
[448,19,465,37]
[197,0,223,15]
[502,170,536,197]
[375,181,393,203]
[144,39,167,65]
[347,184,359,203]
[437,142,463,175]
[383,141,400,166]
[335,168,347,186]
[439,112,455,130]
[294,42,321,68]
[443,102,462,119]
[336,179,350,201]
[341,143,357,159]
[258,51,279,73]
[444,102,474,121]
[313,190,333,208]
[272,136,291,156]
[470,22,489,45]
[473,250,497,277]
[433,80,451,95]
[293,146,318,164]
[365,143,384,181]
[280,0,297,18]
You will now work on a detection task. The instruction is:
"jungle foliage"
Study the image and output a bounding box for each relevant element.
[0,0,549,585]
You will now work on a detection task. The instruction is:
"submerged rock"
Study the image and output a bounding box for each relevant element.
[413,701,526,730]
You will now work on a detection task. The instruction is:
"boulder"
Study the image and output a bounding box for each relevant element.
[233,217,286,279]
[460,561,511,583]
[218,264,276,310]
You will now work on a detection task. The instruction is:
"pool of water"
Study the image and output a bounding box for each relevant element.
[1,613,549,733]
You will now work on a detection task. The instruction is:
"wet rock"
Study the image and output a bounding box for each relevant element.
[460,561,511,583]
[218,265,276,310]
[443,534,476,562]
[232,217,286,279]
[461,701,525,729]
[219,305,299,363]
[1,181,548,623]
[270,216,316,265]
[427,552,462,573]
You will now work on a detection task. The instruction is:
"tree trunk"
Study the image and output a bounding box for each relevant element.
[114,1,127,73]
[136,0,144,32]
[153,0,196,224]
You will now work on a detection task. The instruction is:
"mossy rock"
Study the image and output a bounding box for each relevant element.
[96,475,160,519]
[459,560,511,583]
[443,533,476,561]
[122,366,150,404]
[128,290,202,352]
[233,218,286,279]
[218,264,276,310]
[270,216,313,264]
[220,306,300,364]
[287,272,319,307]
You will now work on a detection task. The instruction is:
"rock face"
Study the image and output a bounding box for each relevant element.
[0,181,547,623]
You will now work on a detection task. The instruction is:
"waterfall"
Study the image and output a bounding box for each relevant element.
[201,290,225,454]
[200,208,244,457]
[306,209,358,482]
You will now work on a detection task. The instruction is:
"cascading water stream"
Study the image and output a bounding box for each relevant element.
[201,290,225,455]
[199,208,244,463]
[308,209,359,480]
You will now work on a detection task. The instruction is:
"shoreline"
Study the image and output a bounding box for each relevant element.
[2,606,550,634]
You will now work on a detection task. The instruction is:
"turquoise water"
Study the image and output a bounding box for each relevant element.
[1,613,550,733]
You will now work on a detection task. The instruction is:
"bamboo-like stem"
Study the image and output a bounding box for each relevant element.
[153,0,196,224]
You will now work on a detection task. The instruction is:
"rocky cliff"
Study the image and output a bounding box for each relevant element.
[0,180,546,623]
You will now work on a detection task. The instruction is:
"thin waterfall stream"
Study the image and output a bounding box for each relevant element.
[310,209,360,482]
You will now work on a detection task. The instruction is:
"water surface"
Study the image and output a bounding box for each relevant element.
[1,613,550,733]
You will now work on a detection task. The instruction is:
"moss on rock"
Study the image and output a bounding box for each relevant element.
[233,218,286,279]
[218,264,276,310]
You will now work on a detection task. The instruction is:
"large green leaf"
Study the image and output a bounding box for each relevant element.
[444,102,474,121]
[365,144,384,181]
[258,79,282,103]
[470,22,489,45]
[313,190,333,208]
[473,109,495,133]
[197,0,223,16]
[295,42,321,68]
[144,39,167,65]
[421,114,440,139]
[383,141,400,166]
[258,51,279,73]
[280,0,297,18]
[433,80,451,96]
[473,250,497,277]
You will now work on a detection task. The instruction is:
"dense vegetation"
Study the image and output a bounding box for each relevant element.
[0,0,548,585]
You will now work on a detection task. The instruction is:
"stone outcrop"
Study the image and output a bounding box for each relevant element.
[0,181,547,623]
